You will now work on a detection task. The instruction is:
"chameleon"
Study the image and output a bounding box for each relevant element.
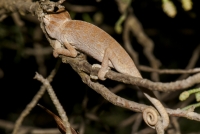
[42,9,169,129]
[43,9,141,80]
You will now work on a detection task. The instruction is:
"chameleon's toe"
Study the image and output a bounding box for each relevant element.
[91,64,108,80]
[90,64,101,80]
[92,64,101,68]
[90,74,98,80]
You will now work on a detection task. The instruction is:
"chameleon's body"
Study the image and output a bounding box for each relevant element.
[43,10,169,129]
[43,10,141,80]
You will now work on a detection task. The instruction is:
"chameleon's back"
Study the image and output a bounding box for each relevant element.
[62,20,141,77]
[60,20,142,78]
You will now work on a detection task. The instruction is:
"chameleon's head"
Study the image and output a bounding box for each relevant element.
[43,10,71,38]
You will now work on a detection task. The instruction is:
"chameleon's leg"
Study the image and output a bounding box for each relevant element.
[53,40,77,58]
[98,47,113,80]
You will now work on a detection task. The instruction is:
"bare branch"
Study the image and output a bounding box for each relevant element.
[139,65,200,74]
[0,119,60,134]
[0,0,39,16]
[61,55,200,92]
[60,55,200,122]
[12,66,58,134]
[34,72,72,134]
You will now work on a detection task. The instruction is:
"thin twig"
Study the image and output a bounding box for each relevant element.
[139,65,200,74]
[0,119,60,134]
[171,117,181,134]
[34,72,72,134]
[178,44,200,80]
[11,12,24,27]
[124,9,161,82]
[12,68,58,134]
[166,108,200,121]
[131,114,142,133]
[119,114,138,128]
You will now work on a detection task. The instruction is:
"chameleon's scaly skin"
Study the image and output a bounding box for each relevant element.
[43,11,141,79]
[43,10,169,129]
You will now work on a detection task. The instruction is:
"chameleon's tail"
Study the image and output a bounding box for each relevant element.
[139,86,169,130]
[126,61,169,129]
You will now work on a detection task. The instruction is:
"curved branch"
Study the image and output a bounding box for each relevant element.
[61,55,200,122]
[64,55,200,92]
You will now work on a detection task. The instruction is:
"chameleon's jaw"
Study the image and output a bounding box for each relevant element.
[43,15,50,25]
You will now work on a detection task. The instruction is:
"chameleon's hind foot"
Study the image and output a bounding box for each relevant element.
[90,64,110,81]
[90,64,101,80]
[53,50,59,57]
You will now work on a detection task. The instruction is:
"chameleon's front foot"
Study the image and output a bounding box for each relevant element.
[53,50,59,57]
[90,64,109,81]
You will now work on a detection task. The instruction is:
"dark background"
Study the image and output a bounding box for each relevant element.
[0,0,200,133]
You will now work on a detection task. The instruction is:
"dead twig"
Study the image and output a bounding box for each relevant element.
[139,65,200,74]
[12,67,58,134]
[34,72,72,134]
